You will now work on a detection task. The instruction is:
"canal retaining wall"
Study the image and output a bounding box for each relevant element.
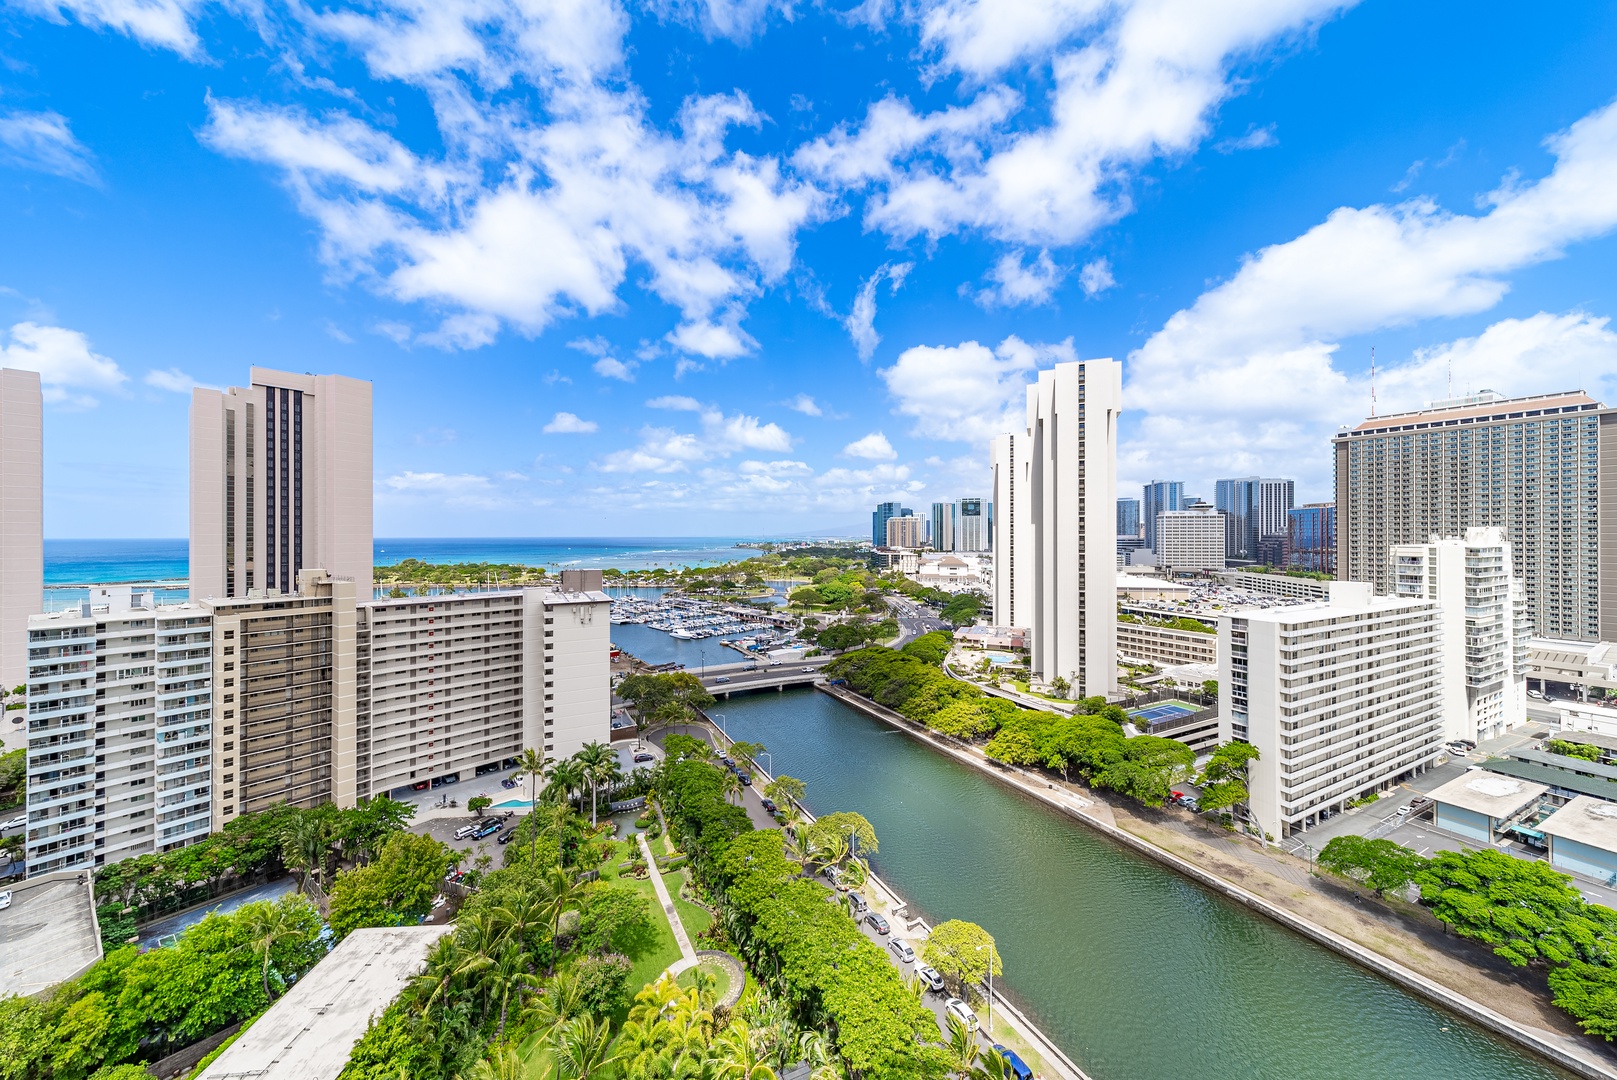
[817,683,1617,1080]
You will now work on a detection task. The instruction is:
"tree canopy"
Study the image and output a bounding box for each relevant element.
[920,920,1003,996]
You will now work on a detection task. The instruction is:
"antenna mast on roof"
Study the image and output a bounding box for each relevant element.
[1370,347,1377,417]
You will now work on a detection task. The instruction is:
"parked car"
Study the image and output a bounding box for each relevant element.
[453,824,478,840]
[738,773,752,786]
[864,912,890,935]
[0,890,11,911]
[760,798,777,813]
[1397,804,1413,816]
[721,756,735,767]
[944,998,978,1032]
[475,821,502,839]
[501,778,518,789]
[915,964,945,992]
[634,752,655,763]
[0,815,25,831]
[888,939,915,964]
[991,1045,1034,1080]
[413,782,430,791]
[848,892,869,913]
[497,827,518,845]
[1528,689,1547,700]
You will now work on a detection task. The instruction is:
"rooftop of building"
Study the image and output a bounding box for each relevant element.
[1479,757,1617,803]
[1551,730,1617,754]
[0,870,104,998]
[1339,390,1601,436]
[1226,581,1432,625]
[1539,795,1617,852]
[28,586,209,626]
[196,925,452,1080]
[1426,770,1548,819]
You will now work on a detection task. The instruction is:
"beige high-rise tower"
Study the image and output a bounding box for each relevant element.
[190,367,373,602]
[0,369,42,690]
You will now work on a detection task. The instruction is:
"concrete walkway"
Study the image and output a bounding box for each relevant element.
[639,832,698,977]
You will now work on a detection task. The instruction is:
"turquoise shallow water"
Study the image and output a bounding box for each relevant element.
[714,687,1575,1080]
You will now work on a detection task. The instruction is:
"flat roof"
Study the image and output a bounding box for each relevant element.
[1342,391,1599,434]
[196,925,451,1080]
[1552,731,1617,754]
[1478,758,1617,802]
[1510,748,1617,782]
[1540,796,1617,852]
[1427,770,1548,819]
[0,871,103,997]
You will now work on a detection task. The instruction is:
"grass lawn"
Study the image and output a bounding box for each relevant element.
[597,841,684,993]
[674,957,731,1002]
[667,869,713,941]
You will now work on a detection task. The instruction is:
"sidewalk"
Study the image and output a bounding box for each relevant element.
[639,832,698,978]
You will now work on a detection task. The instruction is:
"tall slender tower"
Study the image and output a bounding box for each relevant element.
[190,367,373,601]
[0,369,42,689]
[991,434,1029,629]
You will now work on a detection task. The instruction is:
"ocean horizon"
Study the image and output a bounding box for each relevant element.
[42,535,853,586]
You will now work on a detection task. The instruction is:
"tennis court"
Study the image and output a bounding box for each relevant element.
[1128,700,1199,723]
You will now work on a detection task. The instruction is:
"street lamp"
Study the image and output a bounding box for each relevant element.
[975,941,997,1036]
[711,711,727,737]
[757,750,773,777]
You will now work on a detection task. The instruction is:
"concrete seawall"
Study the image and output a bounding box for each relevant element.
[818,683,1617,1080]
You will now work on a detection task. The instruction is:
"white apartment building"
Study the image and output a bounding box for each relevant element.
[1155,508,1226,573]
[190,367,374,603]
[1390,528,1531,743]
[24,589,213,875]
[0,368,42,690]
[995,359,1122,696]
[1218,581,1445,841]
[535,571,613,761]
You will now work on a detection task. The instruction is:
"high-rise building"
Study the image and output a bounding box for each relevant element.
[1116,497,1140,539]
[1219,581,1445,840]
[1390,529,1531,743]
[1004,358,1122,696]
[886,515,924,549]
[871,501,904,548]
[956,497,988,552]
[1288,503,1336,574]
[930,502,956,552]
[203,569,358,828]
[0,368,42,690]
[190,368,374,603]
[1155,508,1226,573]
[1334,389,1616,640]
[991,434,1030,629]
[1141,480,1183,553]
[1256,533,1290,569]
[533,569,613,762]
[1214,477,1294,561]
[24,589,213,874]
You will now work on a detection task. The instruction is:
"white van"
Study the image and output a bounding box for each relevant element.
[453,823,478,840]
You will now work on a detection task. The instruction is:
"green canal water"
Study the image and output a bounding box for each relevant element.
[713,688,1574,1080]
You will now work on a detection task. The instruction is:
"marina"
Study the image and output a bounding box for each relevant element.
[609,594,804,663]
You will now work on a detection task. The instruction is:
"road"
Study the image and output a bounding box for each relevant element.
[885,595,949,647]
[699,656,834,694]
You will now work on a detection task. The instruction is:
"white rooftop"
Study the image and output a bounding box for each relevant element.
[195,925,451,1080]
[1427,770,1548,819]
[1539,795,1617,852]
[0,871,103,997]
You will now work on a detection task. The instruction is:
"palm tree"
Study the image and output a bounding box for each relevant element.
[689,965,719,1010]
[941,1013,979,1078]
[547,757,587,809]
[518,746,553,823]
[553,1015,624,1080]
[575,741,616,826]
[482,944,540,1042]
[459,1045,526,1080]
[282,813,329,894]
[719,769,743,806]
[536,866,587,972]
[532,967,587,1037]
[233,900,313,1003]
[969,1048,1017,1080]
[712,1020,777,1080]
[410,935,492,1020]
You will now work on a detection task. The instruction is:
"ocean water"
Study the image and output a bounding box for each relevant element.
[41,536,767,588]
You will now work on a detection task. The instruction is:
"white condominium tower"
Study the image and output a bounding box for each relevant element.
[994,358,1122,696]
[24,589,213,874]
[190,367,374,602]
[1390,528,1531,743]
[956,497,989,552]
[0,368,41,690]
[1218,581,1444,841]
[1333,389,1615,641]
[1155,507,1226,573]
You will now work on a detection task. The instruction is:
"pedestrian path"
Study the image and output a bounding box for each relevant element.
[639,832,699,977]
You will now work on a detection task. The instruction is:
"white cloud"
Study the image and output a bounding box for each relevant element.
[1215,123,1278,154]
[786,393,822,416]
[0,110,99,184]
[143,367,202,393]
[881,335,1072,443]
[843,431,897,460]
[596,405,791,473]
[593,357,636,381]
[843,261,913,360]
[799,0,1353,246]
[15,0,207,57]
[1123,96,1617,494]
[543,411,599,434]
[0,321,127,407]
[382,469,507,509]
[974,249,1064,307]
[1078,257,1114,296]
[647,395,703,411]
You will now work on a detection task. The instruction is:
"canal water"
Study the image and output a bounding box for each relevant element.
[714,688,1571,1080]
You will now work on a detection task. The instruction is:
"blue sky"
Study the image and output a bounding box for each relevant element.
[3,0,1617,539]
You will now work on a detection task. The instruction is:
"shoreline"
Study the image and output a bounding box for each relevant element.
[817,682,1617,1080]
